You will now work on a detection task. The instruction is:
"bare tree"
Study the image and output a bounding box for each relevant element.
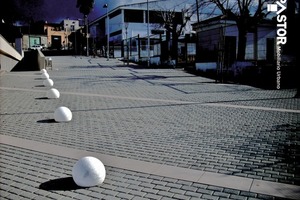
[205,0,274,61]
[156,4,200,65]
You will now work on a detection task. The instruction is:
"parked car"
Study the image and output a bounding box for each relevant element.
[41,44,47,50]
[29,44,43,50]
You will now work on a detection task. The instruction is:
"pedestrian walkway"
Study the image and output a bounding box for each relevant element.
[0,56,299,199]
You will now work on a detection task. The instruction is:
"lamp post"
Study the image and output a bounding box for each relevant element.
[147,0,150,67]
[125,23,129,66]
[85,15,89,56]
[103,4,109,61]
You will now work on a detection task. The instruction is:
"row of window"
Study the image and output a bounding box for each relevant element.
[109,9,183,24]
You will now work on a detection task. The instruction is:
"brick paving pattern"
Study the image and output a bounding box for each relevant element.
[0,144,287,200]
[0,56,299,199]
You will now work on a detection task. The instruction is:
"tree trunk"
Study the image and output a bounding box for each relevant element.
[163,30,171,62]
[171,31,178,66]
[237,24,247,61]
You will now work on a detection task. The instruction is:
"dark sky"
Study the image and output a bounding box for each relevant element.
[41,0,103,23]
[38,0,158,23]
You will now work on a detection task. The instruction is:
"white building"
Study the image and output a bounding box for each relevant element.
[192,15,279,87]
[192,16,277,70]
[62,19,81,33]
[89,0,197,60]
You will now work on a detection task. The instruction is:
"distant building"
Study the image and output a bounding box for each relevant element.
[16,19,82,51]
[44,19,82,50]
[89,0,197,61]
[192,16,277,80]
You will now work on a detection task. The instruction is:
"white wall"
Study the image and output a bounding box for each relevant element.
[245,33,254,60]
[0,34,23,71]
[109,13,123,35]
[257,26,276,60]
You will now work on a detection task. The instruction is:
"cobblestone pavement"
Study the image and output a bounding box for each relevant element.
[0,56,299,199]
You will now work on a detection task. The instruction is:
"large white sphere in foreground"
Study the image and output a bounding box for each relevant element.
[54,106,72,122]
[43,78,54,87]
[72,156,106,187]
[41,72,49,79]
[41,69,47,74]
[46,88,60,99]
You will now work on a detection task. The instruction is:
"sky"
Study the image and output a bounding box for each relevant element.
[37,0,273,24]
[41,0,104,23]
[38,0,170,23]
[5,0,276,24]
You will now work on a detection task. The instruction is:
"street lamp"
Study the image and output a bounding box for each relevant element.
[125,23,129,66]
[85,15,89,56]
[147,0,150,67]
[103,4,109,61]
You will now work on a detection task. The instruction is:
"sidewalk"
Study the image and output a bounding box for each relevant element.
[0,56,299,199]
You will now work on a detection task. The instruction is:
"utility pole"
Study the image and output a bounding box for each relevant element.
[85,15,89,56]
[125,23,129,66]
[104,4,109,61]
[147,0,150,67]
[195,0,200,23]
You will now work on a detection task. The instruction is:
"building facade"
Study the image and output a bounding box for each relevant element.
[45,19,82,50]
[89,0,197,62]
[192,16,277,73]
[19,19,82,51]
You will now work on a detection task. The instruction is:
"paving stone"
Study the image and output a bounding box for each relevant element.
[173,193,191,199]
[161,197,176,200]
[132,197,149,200]
[18,191,37,199]
[4,193,22,199]
[213,191,231,198]
[201,194,219,200]
[141,187,160,194]
[128,184,145,191]
[128,189,147,197]
[166,182,182,189]
[87,191,107,199]
[197,188,214,195]
[73,193,93,200]
[157,190,174,198]
[0,56,299,200]
[229,194,248,200]
[144,193,163,199]
[116,192,135,199]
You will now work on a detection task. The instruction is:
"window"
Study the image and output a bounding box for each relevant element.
[110,10,121,19]
[124,10,144,23]
[149,11,164,24]
[147,11,183,24]
[266,38,274,62]
[141,40,146,50]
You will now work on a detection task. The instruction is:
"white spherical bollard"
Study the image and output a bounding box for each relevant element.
[54,106,72,122]
[72,156,106,187]
[46,88,60,99]
[41,69,47,74]
[43,78,54,87]
[41,72,49,79]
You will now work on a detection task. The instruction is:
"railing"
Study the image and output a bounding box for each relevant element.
[37,49,52,70]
